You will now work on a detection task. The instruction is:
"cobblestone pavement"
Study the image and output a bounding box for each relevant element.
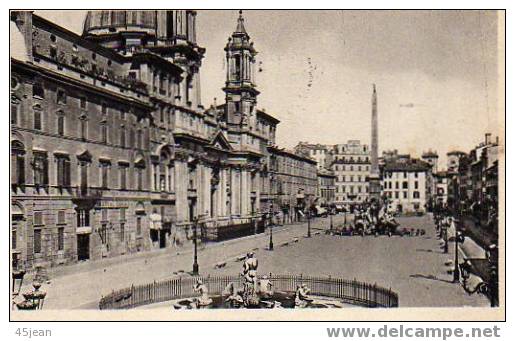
[14,214,489,309]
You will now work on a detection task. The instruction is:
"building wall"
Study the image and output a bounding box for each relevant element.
[331,141,371,205]
[435,177,448,205]
[269,148,317,221]
[11,11,312,270]
[11,11,269,270]
[317,173,336,206]
[382,171,427,213]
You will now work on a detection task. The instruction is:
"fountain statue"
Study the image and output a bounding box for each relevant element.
[190,279,213,309]
[171,253,348,309]
[295,283,314,308]
[241,252,260,307]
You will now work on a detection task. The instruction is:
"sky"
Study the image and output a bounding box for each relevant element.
[34,10,502,168]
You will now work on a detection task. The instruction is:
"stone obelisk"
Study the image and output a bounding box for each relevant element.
[369,84,381,202]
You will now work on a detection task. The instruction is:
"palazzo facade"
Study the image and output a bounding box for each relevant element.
[10,10,311,270]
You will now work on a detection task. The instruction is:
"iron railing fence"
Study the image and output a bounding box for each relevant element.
[98,274,398,310]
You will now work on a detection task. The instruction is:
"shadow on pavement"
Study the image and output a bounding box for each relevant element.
[410,274,455,284]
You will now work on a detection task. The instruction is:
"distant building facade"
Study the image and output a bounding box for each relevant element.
[316,169,336,206]
[268,146,318,222]
[434,171,449,206]
[331,140,371,205]
[294,142,331,170]
[381,158,430,213]
[294,140,371,206]
[447,134,500,220]
[421,150,439,211]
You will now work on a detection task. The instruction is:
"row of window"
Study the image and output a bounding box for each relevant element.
[333,156,370,163]
[335,185,369,194]
[27,80,129,116]
[17,209,141,255]
[384,191,421,200]
[384,171,421,179]
[11,150,146,191]
[335,195,366,202]
[335,175,368,183]
[383,181,419,190]
[11,104,147,149]
[333,165,370,172]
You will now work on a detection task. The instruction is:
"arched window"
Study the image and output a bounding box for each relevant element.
[120,125,126,147]
[101,123,108,143]
[33,108,42,131]
[57,111,65,136]
[134,156,146,191]
[79,114,88,140]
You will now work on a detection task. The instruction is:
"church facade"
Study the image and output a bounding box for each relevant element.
[10,10,316,270]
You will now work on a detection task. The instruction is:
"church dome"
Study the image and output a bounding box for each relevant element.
[82,10,199,53]
[83,10,157,36]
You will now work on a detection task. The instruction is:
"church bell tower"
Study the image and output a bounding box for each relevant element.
[223,10,260,128]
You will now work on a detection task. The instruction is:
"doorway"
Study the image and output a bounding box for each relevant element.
[77,234,90,261]
[159,230,167,248]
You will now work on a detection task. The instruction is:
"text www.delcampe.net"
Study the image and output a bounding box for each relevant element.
[327,325,501,340]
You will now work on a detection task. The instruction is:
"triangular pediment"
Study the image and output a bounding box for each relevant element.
[210,130,233,151]
[77,150,93,162]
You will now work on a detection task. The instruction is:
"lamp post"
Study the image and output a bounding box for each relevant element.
[192,216,199,276]
[329,209,334,232]
[443,223,448,254]
[307,209,312,238]
[453,217,460,283]
[268,204,274,251]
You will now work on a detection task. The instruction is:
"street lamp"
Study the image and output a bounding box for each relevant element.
[329,210,334,232]
[268,204,274,251]
[443,223,448,254]
[307,209,312,238]
[453,217,461,283]
[192,216,199,276]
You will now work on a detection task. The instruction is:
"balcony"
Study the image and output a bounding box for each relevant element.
[71,186,103,199]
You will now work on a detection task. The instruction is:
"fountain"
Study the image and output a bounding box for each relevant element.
[172,253,346,309]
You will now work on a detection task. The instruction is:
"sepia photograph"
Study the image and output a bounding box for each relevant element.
[9,8,505,321]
